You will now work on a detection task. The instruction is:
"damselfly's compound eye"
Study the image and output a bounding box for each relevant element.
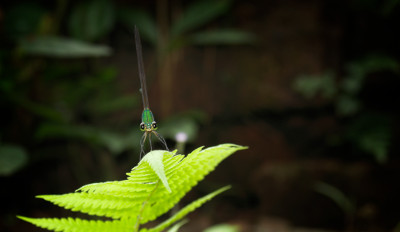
[152,121,158,130]
[140,122,145,131]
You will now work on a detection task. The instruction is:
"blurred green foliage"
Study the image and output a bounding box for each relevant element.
[204,224,240,232]
[294,72,336,100]
[294,56,399,116]
[4,2,47,39]
[35,123,140,155]
[19,36,111,57]
[0,0,252,178]
[294,55,398,163]
[116,0,254,150]
[68,0,115,42]
[1,0,136,179]
[347,114,392,163]
[314,182,355,217]
[0,144,28,176]
[314,182,356,230]
[119,0,255,48]
[159,110,207,143]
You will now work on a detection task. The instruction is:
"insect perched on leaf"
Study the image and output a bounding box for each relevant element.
[134,26,169,159]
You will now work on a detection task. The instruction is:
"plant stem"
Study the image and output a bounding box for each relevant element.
[134,181,161,231]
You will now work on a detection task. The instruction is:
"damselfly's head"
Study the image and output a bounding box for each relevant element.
[140,121,157,132]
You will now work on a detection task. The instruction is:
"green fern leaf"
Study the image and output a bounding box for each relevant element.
[140,144,245,223]
[19,144,247,231]
[141,150,171,192]
[165,219,188,232]
[37,191,146,218]
[143,186,231,232]
[17,216,135,232]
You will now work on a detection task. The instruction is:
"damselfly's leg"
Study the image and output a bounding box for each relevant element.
[153,131,169,151]
[140,132,147,160]
[149,132,154,151]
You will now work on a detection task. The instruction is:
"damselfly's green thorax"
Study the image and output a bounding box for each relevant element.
[140,108,157,132]
[135,26,168,159]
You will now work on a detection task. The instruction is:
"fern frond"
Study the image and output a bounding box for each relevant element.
[78,180,153,195]
[143,186,231,232]
[17,216,135,232]
[37,191,147,218]
[166,220,188,232]
[19,144,247,232]
[140,144,246,223]
[141,150,171,192]
[38,144,245,221]
[36,155,165,219]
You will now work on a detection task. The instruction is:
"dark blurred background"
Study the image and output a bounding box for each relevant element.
[1,0,400,231]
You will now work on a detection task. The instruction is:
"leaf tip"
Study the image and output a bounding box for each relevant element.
[17,215,35,224]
